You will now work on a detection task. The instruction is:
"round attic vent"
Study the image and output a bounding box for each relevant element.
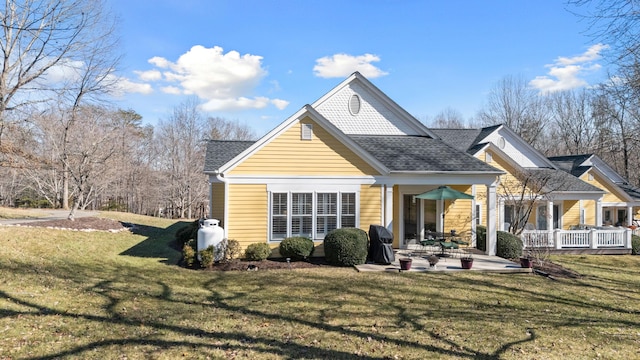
[498,136,506,149]
[349,94,361,115]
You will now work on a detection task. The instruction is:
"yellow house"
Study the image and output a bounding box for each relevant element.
[433,125,637,253]
[204,72,505,256]
[548,154,640,227]
[432,125,605,232]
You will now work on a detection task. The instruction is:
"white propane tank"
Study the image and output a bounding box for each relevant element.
[197,219,224,261]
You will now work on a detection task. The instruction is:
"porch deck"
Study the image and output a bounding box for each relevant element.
[355,249,532,273]
[521,228,633,254]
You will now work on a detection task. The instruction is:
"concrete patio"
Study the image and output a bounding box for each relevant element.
[355,249,532,273]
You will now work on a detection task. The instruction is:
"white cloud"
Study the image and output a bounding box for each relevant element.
[161,86,181,95]
[271,99,289,110]
[313,53,388,78]
[135,69,162,81]
[113,77,153,96]
[529,44,608,94]
[133,45,288,111]
[201,96,270,112]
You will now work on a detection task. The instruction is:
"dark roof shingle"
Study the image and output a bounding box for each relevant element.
[204,140,254,173]
[348,135,502,172]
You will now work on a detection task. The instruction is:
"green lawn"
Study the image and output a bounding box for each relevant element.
[1,212,639,359]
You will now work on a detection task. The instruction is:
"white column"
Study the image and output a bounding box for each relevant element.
[498,198,504,231]
[547,201,554,230]
[627,206,633,226]
[595,198,603,226]
[385,185,394,233]
[486,184,498,256]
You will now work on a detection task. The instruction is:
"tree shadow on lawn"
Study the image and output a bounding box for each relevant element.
[118,220,189,265]
[0,261,544,360]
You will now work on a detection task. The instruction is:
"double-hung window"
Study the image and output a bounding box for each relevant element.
[291,193,313,237]
[270,191,357,241]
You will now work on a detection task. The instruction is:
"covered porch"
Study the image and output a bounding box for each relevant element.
[521,227,633,254]
[384,176,500,256]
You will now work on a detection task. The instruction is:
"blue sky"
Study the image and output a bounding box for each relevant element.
[109,0,606,136]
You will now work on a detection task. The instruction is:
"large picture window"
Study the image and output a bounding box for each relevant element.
[270,191,357,241]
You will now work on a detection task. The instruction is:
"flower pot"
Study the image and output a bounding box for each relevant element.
[460,258,473,269]
[399,258,412,271]
[520,257,533,268]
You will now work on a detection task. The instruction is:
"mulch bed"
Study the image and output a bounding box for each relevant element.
[533,260,582,279]
[210,257,331,271]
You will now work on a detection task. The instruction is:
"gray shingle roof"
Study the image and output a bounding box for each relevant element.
[431,124,501,154]
[348,135,502,172]
[524,168,603,193]
[548,154,593,177]
[617,183,640,200]
[204,140,254,173]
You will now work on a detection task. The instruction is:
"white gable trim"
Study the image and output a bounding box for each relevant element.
[216,105,390,175]
[589,155,628,184]
[587,166,633,202]
[311,72,435,137]
[476,125,557,169]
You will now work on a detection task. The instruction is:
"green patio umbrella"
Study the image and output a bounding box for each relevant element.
[414,186,474,236]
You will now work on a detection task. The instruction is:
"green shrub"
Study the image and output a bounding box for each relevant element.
[182,239,196,268]
[244,243,272,261]
[279,236,315,260]
[632,235,640,255]
[496,230,523,259]
[199,245,215,268]
[223,239,242,261]
[175,220,200,246]
[476,225,486,251]
[324,228,368,266]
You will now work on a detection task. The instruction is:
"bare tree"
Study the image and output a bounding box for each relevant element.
[64,106,119,219]
[569,0,640,87]
[478,75,551,148]
[0,0,114,161]
[206,117,256,140]
[500,168,569,236]
[549,90,599,155]
[428,107,467,128]
[156,98,208,219]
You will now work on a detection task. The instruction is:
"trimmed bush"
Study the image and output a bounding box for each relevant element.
[496,230,523,259]
[632,235,640,255]
[182,239,196,268]
[244,243,272,261]
[279,236,315,260]
[476,225,486,252]
[223,239,242,261]
[199,245,215,268]
[324,228,368,266]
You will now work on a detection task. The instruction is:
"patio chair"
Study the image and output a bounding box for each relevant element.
[419,238,438,255]
[439,240,459,258]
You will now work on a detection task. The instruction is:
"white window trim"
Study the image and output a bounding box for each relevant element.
[475,202,483,225]
[268,190,360,242]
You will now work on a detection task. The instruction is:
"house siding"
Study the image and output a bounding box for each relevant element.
[211,182,225,227]
[582,172,625,203]
[446,185,474,237]
[229,117,380,176]
[360,184,382,231]
[227,184,268,250]
[563,200,580,229]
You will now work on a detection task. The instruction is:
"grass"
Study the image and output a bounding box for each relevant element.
[0,207,51,219]
[1,212,639,359]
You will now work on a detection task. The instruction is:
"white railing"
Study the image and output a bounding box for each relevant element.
[521,228,632,250]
